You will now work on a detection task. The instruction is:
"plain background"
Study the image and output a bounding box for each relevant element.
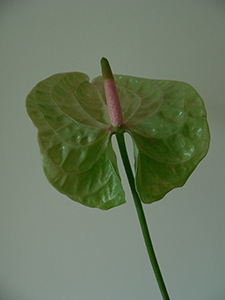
[1,1,225,299]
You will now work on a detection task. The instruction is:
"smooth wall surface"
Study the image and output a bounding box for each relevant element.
[1,1,225,299]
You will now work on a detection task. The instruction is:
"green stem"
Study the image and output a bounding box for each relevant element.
[115,131,170,300]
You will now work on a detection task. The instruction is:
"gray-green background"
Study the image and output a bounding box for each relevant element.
[1,1,224,299]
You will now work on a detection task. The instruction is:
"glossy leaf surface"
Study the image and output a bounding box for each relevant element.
[26,72,210,209]
[26,73,125,209]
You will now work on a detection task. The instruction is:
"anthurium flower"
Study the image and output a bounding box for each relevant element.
[26,58,210,210]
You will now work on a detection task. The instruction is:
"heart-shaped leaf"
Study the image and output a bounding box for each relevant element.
[26,69,210,209]
[26,72,125,209]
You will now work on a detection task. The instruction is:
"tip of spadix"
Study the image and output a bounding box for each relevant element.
[100,57,114,80]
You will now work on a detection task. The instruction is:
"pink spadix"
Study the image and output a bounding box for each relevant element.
[101,57,123,127]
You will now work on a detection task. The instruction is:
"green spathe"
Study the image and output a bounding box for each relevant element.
[26,71,210,209]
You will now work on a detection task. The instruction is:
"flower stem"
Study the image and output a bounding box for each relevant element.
[115,131,170,300]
